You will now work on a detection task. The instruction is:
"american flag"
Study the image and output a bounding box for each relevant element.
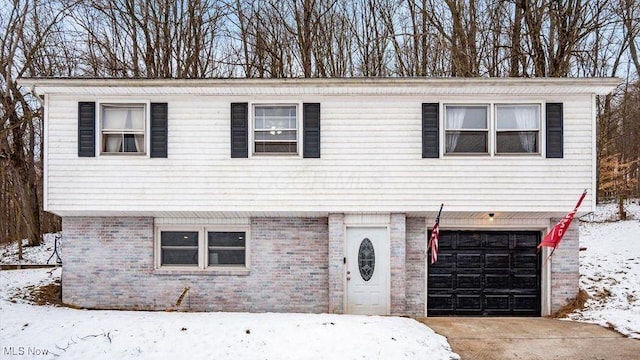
[428,204,444,264]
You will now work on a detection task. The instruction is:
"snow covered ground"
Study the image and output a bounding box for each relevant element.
[0,200,637,359]
[568,218,640,338]
[580,199,639,222]
[0,268,459,360]
[0,233,61,265]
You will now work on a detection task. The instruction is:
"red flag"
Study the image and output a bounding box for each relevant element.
[428,204,444,264]
[538,190,587,256]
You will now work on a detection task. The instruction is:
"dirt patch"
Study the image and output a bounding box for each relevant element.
[553,289,590,318]
[21,279,63,306]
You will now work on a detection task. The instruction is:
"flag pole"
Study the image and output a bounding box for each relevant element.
[541,189,588,266]
[428,204,444,248]
[427,203,444,262]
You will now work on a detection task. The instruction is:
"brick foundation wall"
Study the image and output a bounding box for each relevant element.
[62,217,329,312]
[550,218,580,313]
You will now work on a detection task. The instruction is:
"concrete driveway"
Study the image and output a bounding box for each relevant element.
[419,317,640,360]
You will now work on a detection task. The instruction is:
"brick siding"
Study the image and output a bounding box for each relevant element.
[61,215,579,316]
[390,213,406,315]
[550,217,580,313]
[328,213,345,314]
[62,217,328,312]
[405,217,426,317]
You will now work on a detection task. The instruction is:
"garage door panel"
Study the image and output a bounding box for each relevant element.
[428,230,541,316]
[429,274,453,289]
[458,233,482,248]
[514,253,538,268]
[485,295,510,311]
[485,254,510,268]
[513,274,538,289]
[514,295,538,312]
[431,253,455,268]
[457,253,482,268]
[457,274,482,289]
[486,233,509,248]
[439,233,456,249]
[457,295,482,311]
[485,274,510,289]
[428,294,454,311]
[514,233,539,248]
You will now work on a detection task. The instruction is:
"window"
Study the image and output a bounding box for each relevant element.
[445,105,489,154]
[253,105,298,155]
[208,232,246,267]
[156,226,249,270]
[160,231,199,266]
[101,104,145,154]
[496,105,540,154]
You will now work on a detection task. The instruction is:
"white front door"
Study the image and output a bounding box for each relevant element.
[346,227,389,315]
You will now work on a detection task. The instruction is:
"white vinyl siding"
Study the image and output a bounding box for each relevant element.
[45,92,596,215]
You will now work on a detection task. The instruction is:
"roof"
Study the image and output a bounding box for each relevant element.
[17,77,621,96]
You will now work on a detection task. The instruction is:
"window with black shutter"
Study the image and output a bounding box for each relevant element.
[422,103,439,158]
[303,103,320,158]
[546,103,564,158]
[78,102,96,157]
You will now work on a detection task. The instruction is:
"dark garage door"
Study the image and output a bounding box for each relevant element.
[427,231,541,316]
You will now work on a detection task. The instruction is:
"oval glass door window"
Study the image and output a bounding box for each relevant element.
[358,238,375,281]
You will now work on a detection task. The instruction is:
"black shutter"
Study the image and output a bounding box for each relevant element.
[303,103,321,158]
[546,103,563,158]
[422,103,439,158]
[231,103,249,158]
[150,103,168,158]
[78,102,95,157]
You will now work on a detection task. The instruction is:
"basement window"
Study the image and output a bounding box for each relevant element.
[155,226,249,271]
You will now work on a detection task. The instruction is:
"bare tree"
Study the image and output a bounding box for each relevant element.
[1,0,74,245]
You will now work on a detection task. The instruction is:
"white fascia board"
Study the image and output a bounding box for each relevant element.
[17,77,622,96]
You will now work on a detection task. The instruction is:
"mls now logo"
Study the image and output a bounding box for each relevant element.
[3,346,49,356]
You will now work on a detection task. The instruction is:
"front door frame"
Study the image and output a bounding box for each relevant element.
[344,224,391,315]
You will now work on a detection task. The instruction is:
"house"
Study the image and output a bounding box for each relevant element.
[19,77,619,317]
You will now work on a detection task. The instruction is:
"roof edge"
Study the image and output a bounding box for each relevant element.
[18,77,622,96]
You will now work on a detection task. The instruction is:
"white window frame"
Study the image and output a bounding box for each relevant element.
[443,104,490,155]
[494,104,541,155]
[441,102,544,157]
[154,225,250,272]
[249,102,302,157]
[98,100,150,157]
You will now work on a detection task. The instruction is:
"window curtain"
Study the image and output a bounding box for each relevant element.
[134,134,144,152]
[446,107,466,152]
[104,107,144,130]
[105,135,122,152]
[514,107,537,152]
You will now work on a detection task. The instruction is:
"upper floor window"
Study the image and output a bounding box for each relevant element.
[495,105,540,154]
[445,105,488,154]
[101,104,145,154]
[253,105,298,155]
